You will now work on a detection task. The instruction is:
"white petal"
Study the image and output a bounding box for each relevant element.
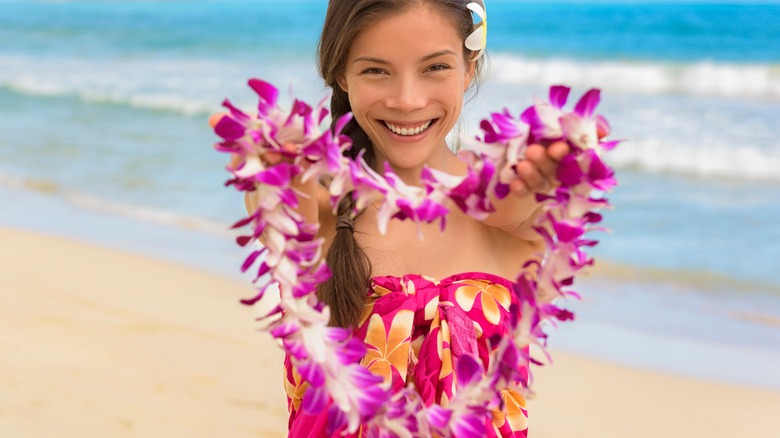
[234,154,264,178]
[464,28,485,52]
[466,2,486,21]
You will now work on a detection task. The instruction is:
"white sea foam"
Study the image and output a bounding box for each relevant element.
[0,171,233,237]
[605,138,780,182]
[3,53,780,117]
[64,193,234,237]
[490,54,780,101]
[0,54,322,116]
[3,53,779,182]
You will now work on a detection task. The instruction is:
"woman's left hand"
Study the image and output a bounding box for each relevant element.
[510,141,570,197]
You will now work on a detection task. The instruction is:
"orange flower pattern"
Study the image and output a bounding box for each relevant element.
[285,272,529,437]
[455,279,513,325]
[362,310,414,387]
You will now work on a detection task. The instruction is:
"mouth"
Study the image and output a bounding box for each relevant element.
[382,119,436,137]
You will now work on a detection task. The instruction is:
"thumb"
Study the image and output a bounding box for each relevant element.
[209,112,226,129]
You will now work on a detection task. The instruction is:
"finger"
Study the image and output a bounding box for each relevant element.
[547,141,570,161]
[209,112,227,129]
[264,151,283,165]
[229,153,243,169]
[515,159,552,194]
[525,144,558,182]
[509,177,529,197]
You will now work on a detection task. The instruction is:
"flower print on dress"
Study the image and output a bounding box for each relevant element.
[455,279,513,325]
[284,359,308,413]
[362,310,415,388]
[491,387,528,433]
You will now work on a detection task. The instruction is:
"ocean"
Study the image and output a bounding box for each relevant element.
[2,0,779,387]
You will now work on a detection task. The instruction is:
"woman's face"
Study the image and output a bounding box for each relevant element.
[339,4,475,175]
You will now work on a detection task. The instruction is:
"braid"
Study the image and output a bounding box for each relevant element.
[316,82,374,328]
[317,193,373,328]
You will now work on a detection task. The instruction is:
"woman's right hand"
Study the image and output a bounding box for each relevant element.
[210,111,324,227]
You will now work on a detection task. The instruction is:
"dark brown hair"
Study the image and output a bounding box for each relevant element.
[316,0,485,328]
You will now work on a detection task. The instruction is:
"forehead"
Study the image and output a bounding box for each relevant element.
[348,5,464,61]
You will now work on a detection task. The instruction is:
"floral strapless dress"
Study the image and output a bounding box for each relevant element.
[285,272,529,437]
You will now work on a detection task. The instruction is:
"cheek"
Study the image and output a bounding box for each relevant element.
[347,86,373,118]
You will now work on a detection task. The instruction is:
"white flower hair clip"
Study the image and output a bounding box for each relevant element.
[465,1,487,61]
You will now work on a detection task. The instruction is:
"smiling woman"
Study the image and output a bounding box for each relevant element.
[255,0,571,436]
[338,7,475,176]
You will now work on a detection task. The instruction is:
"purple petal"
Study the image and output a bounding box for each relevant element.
[427,405,452,429]
[253,262,271,282]
[556,154,584,186]
[357,382,387,417]
[221,98,250,123]
[301,384,328,414]
[325,404,347,435]
[214,115,247,141]
[586,151,616,189]
[297,360,325,386]
[553,221,585,243]
[338,337,367,364]
[451,413,486,437]
[248,78,279,115]
[269,320,299,338]
[335,112,353,135]
[283,339,308,359]
[456,354,484,389]
[240,249,264,273]
[255,163,294,186]
[349,365,384,388]
[574,88,601,118]
[236,234,254,247]
[600,139,621,151]
[239,288,265,306]
[549,85,571,109]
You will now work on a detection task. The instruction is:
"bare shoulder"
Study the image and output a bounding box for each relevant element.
[483,220,546,279]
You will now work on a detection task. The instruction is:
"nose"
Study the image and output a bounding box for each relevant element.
[385,73,426,113]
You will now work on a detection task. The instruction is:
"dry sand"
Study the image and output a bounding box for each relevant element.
[2,227,778,437]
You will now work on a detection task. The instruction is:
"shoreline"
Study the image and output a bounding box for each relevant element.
[3,226,780,437]
[3,184,780,391]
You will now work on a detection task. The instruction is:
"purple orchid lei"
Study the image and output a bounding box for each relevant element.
[212,79,619,436]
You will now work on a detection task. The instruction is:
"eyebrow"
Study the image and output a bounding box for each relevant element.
[352,49,457,65]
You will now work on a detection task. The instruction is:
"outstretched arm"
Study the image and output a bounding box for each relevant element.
[209,112,325,234]
[481,141,570,240]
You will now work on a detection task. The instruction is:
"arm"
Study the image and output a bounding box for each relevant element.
[480,141,570,240]
[210,112,328,238]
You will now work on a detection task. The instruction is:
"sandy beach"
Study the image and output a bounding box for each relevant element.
[2,226,779,438]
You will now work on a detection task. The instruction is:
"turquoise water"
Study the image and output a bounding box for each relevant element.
[1,1,779,385]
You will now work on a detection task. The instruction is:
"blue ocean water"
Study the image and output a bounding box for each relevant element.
[1,1,779,385]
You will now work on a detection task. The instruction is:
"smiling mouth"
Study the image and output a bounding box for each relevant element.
[382,120,436,136]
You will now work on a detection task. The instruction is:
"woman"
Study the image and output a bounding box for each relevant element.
[241,0,569,436]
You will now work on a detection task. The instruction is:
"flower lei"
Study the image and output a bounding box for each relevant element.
[212,79,619,436]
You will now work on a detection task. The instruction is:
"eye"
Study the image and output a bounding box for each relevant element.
[361,67,386,75]
[426,64,451,72]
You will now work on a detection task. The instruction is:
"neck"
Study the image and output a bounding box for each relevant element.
[373,144,466,187]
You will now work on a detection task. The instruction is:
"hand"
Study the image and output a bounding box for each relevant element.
[509,141,570,197]
[208,112,226,129]
[209,111,294,168]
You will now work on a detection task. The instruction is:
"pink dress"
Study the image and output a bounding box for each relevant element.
[284,272,529,437]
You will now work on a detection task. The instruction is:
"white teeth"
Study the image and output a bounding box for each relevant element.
[385,120,432,136]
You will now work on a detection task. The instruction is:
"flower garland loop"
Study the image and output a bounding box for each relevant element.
[212,79,620,436]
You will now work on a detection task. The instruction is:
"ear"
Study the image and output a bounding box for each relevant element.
[464,59,476,91]
[337,75,349,94]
